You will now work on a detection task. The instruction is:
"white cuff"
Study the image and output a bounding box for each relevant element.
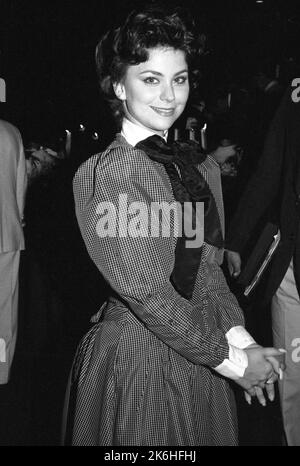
[226,325,256,349]
[214,344,248,380]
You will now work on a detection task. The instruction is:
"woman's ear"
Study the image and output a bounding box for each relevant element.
[113,82,126,101]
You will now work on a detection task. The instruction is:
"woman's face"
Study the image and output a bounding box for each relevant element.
[115,47,190,135]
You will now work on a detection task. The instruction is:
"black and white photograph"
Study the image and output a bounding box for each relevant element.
[0,0,300,449]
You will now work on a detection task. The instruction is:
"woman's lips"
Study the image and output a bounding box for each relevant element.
[150,106,175,116]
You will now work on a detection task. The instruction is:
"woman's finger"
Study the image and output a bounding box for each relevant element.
[266,355,285,377]
[254,386,267,407]
[257,380,267,389]
[265,382,275,402]
[244,392,252,405]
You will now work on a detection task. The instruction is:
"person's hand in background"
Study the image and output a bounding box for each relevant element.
[210,139,237,164]
[225,250,242,277]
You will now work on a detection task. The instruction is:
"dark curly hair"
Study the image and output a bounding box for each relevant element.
[95,5,205,125]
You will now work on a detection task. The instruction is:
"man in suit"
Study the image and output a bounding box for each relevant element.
[0,119,27,384]
[226,83,300,445]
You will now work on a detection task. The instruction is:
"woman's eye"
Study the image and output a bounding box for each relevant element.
[143,77,159,84]
[174,76,188,85]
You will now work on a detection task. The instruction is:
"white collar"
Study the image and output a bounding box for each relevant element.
[121,118,168,147]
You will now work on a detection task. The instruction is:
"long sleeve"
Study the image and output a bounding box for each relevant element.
[73,144,236,368]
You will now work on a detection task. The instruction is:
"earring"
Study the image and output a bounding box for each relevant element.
[114,83,125,100]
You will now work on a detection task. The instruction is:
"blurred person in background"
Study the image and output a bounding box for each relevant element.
[0,119,27,384]
[20,127,108,444]
[226,83,300,445]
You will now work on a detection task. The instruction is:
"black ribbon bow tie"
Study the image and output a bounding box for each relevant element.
[135,135,224,300]
[137,135,207,200]
[136,135,224,249]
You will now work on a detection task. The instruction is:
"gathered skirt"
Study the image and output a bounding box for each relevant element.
[62,298,238,446]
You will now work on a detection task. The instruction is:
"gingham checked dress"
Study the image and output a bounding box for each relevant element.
[63,134,245,446]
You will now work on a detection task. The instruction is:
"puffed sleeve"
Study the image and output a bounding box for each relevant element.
[73,145,232,368]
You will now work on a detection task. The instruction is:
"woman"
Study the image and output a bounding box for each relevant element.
[62,6,283,446]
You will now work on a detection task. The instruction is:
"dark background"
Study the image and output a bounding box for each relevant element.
[0,0,299,446]
[1,0,300,141]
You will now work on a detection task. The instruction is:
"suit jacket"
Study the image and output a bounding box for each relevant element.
[226,84,300,303]
[0,120,27,253]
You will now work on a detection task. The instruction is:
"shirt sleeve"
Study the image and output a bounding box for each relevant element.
[73,146,244,368]
[213,326,256,379]
[226,325,256,348]
[214,345,248,379]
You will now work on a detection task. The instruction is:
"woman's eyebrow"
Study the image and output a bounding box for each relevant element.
[139,69,188,76]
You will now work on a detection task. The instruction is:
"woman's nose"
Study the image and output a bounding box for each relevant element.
[160,83,175,102]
